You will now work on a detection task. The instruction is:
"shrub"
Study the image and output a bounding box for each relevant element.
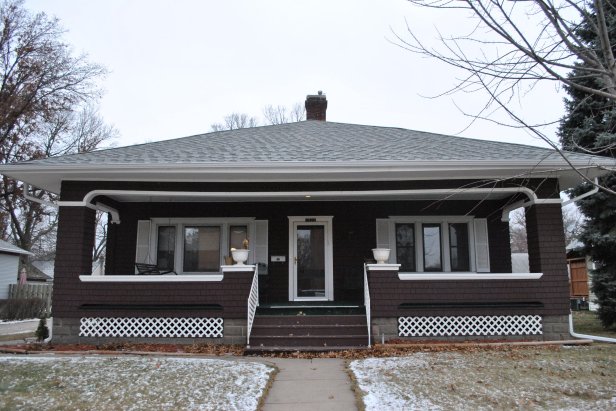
[35,316,50,341]
[0,298,47,321]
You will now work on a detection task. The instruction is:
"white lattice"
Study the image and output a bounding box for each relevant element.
[79,317,223,338]
[398,315,542,337]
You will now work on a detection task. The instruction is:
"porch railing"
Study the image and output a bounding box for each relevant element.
[246,265,259,347]
[363,264,371,347]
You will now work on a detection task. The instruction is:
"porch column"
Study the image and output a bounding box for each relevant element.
[53,206,96,318]
[525,204,570,339]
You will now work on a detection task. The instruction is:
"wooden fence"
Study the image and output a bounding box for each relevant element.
[8,283,53,312]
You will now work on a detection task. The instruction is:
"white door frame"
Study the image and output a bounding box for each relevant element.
[288,216,334,301]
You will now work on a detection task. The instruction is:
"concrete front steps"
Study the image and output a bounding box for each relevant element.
[247,312,369,352]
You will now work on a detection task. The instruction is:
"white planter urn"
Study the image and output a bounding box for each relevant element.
[231,249,250,265]
[372,248,391,264]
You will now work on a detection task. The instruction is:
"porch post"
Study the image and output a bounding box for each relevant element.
[53,206,96,339]
[525,203,570,339]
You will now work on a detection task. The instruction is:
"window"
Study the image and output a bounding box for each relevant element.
[449,223,470,271]
[380,216,483,273]
[156,226,176,270]
[422,224,442,271]
[183,226,221,272]
[229,225,248,250]
[150,218,255,274]
[395,224,416,272]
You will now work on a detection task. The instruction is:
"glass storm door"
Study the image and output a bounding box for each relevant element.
[289,218,333,301]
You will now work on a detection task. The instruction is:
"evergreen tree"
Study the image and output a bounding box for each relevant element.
[558,7,616,328]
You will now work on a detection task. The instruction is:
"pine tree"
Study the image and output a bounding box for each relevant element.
[558,7,616,328]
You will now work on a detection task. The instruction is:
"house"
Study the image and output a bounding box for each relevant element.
[0,240,32,300]
[0,92,613,348]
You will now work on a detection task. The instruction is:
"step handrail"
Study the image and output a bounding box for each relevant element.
[364,263,371,347]
[246,264,259,347]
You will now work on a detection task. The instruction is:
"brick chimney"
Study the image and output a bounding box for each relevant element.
[305,91,327,121]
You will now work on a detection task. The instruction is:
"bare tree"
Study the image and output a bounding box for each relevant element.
[211,103,305,131]
[397,0,616,193]
[0,0,114,258]
[211,113,258,131]
[510,205,585,253]
[263,103,305,125]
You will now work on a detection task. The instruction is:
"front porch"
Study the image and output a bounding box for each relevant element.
[51,179,571,346]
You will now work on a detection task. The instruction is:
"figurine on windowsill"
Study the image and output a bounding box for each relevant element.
[242,238,249,249]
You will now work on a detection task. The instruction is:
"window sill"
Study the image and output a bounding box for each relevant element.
[79,274,224,282]
[397,272,543,281]
[366,264,401,271]
[221,265,256,272]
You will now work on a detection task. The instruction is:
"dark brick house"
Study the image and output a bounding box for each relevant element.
[1,92,613,349]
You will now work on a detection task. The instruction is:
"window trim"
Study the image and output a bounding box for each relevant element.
[150,217,256,275]
[387,216,477,273]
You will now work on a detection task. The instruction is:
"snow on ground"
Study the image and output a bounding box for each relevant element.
[349,346,616,411]
[0,355,274,411]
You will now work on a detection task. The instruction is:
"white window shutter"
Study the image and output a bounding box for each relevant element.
[474,218,490,273]
[375,219,392,263]
[135,220,152,272]
[253,220,268,270]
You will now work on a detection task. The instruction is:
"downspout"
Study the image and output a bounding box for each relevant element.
[569,314,616,343]
[562,177,614,342]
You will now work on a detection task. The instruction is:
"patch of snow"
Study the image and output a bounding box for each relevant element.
[0,355,273,411]
[0,318,39,324]
[350,355,440,411]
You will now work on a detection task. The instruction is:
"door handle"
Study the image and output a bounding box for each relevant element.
[294,256,298,264]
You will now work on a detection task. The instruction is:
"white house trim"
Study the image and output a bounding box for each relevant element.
[79,274,224,282]
[397,273,543,280]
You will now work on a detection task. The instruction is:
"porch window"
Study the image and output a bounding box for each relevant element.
[141,218,257,274]
[422,224,442,271]
[377,216,489,273]
[229,225,248,250]
[156,226,176,270]
[395,223,416,272]
[449,223,470,271]
[183,226,221,272]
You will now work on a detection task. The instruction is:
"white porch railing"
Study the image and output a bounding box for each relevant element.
[363,264,371,347]
[246,264,259,347]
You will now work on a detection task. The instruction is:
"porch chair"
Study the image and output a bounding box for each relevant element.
[135,263,177,275]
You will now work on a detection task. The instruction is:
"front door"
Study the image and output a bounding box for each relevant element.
[289,216,333,301]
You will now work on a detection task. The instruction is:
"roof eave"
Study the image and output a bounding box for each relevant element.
[0,160,613,194]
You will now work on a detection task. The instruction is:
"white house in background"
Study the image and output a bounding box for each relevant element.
[0,239,32,300]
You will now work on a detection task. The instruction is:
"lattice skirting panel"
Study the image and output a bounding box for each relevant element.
[398,315,542,337]
[79,317,224,338]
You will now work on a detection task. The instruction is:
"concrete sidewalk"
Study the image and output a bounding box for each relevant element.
[0,318,41,343]
[262,358,358,411]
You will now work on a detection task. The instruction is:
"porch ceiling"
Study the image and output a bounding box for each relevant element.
[97,189,520,203]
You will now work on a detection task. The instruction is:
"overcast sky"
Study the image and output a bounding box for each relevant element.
[25,0,564,149]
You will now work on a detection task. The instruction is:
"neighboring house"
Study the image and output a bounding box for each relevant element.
[566,242,596,311]
[26,263,53,283]
[31,260,55,281]
[0,240,32,300]
[0,92,614,348]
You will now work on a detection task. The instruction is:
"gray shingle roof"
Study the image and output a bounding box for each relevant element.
[20,121,603,166]
[0,239,31,255]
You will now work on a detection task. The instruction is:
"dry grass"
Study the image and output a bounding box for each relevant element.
[572,310,616,338]
[350,344,616,410]
[0,356,275,411]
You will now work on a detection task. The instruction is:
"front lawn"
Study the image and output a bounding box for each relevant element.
[350,345,616,410]
[572,310,616,338]
[0,355,274,411]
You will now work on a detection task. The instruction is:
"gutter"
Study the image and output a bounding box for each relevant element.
[23,183,120,224]
[561,177,600,206]
[569,313,616,343]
